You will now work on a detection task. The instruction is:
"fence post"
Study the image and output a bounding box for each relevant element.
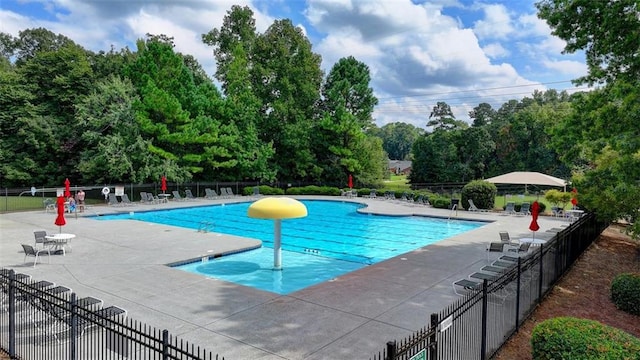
[385,340,396,360]
[429,313,438,360]
[480,279,488,360]
[162,329,170,360]
[70,293,77,360]
[538,245,544,301]
[515,257,522,331]
[8,270,16,358]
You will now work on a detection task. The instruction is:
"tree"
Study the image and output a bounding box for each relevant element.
[377,122,423,160]
[537,0,640,237]
[202,5,257,94]
[427,101,468,131]
[315,56,381,184]
[251,19,324,180]
[74,75,176,183]
[469,102,495,127]
[14,27,76,65]
[536,0,640,84]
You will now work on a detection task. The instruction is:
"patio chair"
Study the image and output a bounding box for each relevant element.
[499,231,519,247]
[486,242,505,261]
[516,202,530,216]
[108,193,121,206]
[368,189,377,199]
[470,272,499,282]
[21,244,50,267]
[226,187,237,197]
[452,278,482,296]
[43,198,56,213]
[120,194,133,206]
[185,189,197,200]
[502,202,516,215]
[508,242,531,254]
[468,199,490,212]
[219,188,230,198]
[204,188,217,199]
[34,230,56,249]
[172,190,185,201]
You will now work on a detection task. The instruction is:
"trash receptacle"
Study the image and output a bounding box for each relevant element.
[450,199,460,210]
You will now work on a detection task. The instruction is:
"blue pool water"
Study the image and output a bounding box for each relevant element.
[96,200,485,294]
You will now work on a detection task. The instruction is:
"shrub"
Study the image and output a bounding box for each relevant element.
[430,197,451,209]
[241,185,285,196]
[611,273,640,316]
[461,180,497,210]
[285,186,340,196]
[531,317,640,360]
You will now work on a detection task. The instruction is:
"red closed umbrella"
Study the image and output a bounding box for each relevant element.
[55,196,66,233]
[161,175,167,194]
[529,201,540,239]
[348,174,353,189]
[64,178,71,198]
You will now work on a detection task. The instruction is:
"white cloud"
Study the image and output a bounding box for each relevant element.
[483,42,510,59]
[542,59,588,78]
[473,4,513,40]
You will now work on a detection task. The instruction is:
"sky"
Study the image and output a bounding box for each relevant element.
[0,0,589,128]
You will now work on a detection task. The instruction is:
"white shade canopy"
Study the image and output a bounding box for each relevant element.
[485,172,567,189]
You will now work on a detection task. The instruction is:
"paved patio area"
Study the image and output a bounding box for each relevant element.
[0,196,569,359]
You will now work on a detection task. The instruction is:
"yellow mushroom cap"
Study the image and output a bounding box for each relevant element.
[247,197,308,219]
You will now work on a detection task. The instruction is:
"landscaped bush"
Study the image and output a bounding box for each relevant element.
[430,197,451,209]
[531,317,640,360]
[461,180,497,210]
[611,273,640,316]
[241,185,285,196]
[285,185,341,196]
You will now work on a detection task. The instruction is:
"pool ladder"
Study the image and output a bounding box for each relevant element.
[448,203,458,220]
[198,221,214,233]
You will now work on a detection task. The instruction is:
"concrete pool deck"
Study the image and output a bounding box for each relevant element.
[0,196,569,359]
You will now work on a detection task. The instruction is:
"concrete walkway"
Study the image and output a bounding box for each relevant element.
[0,196,568,359]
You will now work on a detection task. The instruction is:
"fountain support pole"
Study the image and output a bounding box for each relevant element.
[274,219,282,270]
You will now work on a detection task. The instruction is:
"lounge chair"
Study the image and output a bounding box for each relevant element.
[22,244,51,267]
[120,194,133,206]
[481,265,507,274]
[172,190,185,201]
[368,189,377,199]
[140,192,149,203]
[453,278,482,296]
[205,188,219,199]
[219,188,229,198]
[470,272,498,282]
[185,189,197,200]
[108,193,121,206]
[468,199,490,212]
[225,187,237,197]
[486,242,505,261]
[516,202,530,216]
[508,242,531,254]
[502,202,516,215]
[43,198,56,213]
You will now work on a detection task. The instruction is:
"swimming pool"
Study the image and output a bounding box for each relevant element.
[96,200,486,294]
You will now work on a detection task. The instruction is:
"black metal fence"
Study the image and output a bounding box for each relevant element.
[370,212,608,360]
[0,271,224,359]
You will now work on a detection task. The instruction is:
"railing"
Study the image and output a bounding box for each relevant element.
[0,272,225,360]
[370,212,607,360]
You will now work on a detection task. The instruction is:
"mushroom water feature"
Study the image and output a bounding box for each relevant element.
[247,197,308,270]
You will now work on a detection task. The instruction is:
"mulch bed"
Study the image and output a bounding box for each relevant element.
[494,224,640,360]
